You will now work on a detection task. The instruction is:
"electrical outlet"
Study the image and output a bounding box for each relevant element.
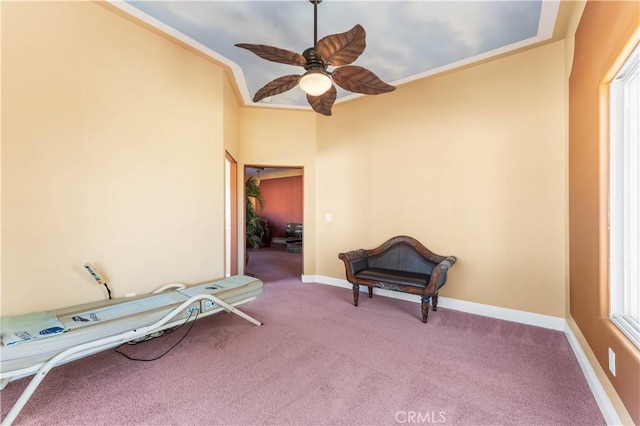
[608,347,616,376]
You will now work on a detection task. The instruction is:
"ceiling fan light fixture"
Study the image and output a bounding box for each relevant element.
[299,70,332,96]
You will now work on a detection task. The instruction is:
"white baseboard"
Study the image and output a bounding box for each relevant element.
[302,274,622,425]
[303,275,565,330]
[563,326,623,426]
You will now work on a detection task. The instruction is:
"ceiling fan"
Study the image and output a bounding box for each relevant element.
[235,0,396,116]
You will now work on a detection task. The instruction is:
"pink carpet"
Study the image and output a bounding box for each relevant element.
[1,246,604,425]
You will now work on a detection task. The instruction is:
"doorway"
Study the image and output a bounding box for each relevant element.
[244,165,303,279]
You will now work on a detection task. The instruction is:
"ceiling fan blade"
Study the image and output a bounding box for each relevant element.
[331,66,396,95]
[235,44,306,67]
[306,85,337,116]
[316,24,366,66]
[253,75,301,102]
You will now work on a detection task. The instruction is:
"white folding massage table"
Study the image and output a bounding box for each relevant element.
[0,275,263,425]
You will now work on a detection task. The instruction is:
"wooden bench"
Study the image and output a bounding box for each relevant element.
[338,235,456,323]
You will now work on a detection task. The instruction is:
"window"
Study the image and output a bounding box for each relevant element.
[609,43,640,349]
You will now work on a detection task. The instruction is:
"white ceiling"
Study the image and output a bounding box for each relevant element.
[113,1,560,111]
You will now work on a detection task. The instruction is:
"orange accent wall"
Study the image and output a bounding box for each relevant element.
[569,1,640,423]
[257,176,303,238]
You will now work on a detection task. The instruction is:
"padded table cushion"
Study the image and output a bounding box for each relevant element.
[0,275,263,375]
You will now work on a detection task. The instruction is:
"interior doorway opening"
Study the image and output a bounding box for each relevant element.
[244,165,303,279]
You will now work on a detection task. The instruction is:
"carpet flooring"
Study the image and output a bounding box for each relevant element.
[1,245,604,425]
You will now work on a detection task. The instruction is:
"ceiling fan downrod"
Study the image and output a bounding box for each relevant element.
[303,0,325,72]
[310,0,322,47]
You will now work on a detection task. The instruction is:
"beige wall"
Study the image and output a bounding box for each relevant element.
[234,42,567,317]
[223,77,240,158]
[316,41,568,317]
[222,75,241,274]
[238,108,317,274]
[1,1,228,315]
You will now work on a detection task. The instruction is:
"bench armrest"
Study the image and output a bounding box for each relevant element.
[338,249,369,283]
[426,256,457,293]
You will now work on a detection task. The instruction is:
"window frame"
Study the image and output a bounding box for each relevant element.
[609,43,640,349]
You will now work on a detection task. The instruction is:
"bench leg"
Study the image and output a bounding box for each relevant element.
[368,286,373,298]
[421,296,430,323]
[432,293,438,311]
[352,285,360,306]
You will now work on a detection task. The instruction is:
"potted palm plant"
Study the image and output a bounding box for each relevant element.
[245,176,266,249]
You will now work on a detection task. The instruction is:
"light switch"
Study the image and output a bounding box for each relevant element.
[325,213,333,222]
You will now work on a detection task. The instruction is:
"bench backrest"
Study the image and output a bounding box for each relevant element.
[367,243,436,275]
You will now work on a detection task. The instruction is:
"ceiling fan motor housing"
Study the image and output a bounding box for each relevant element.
[302,47,326,71]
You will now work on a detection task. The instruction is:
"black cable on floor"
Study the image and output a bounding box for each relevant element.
[114,309,200,362]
